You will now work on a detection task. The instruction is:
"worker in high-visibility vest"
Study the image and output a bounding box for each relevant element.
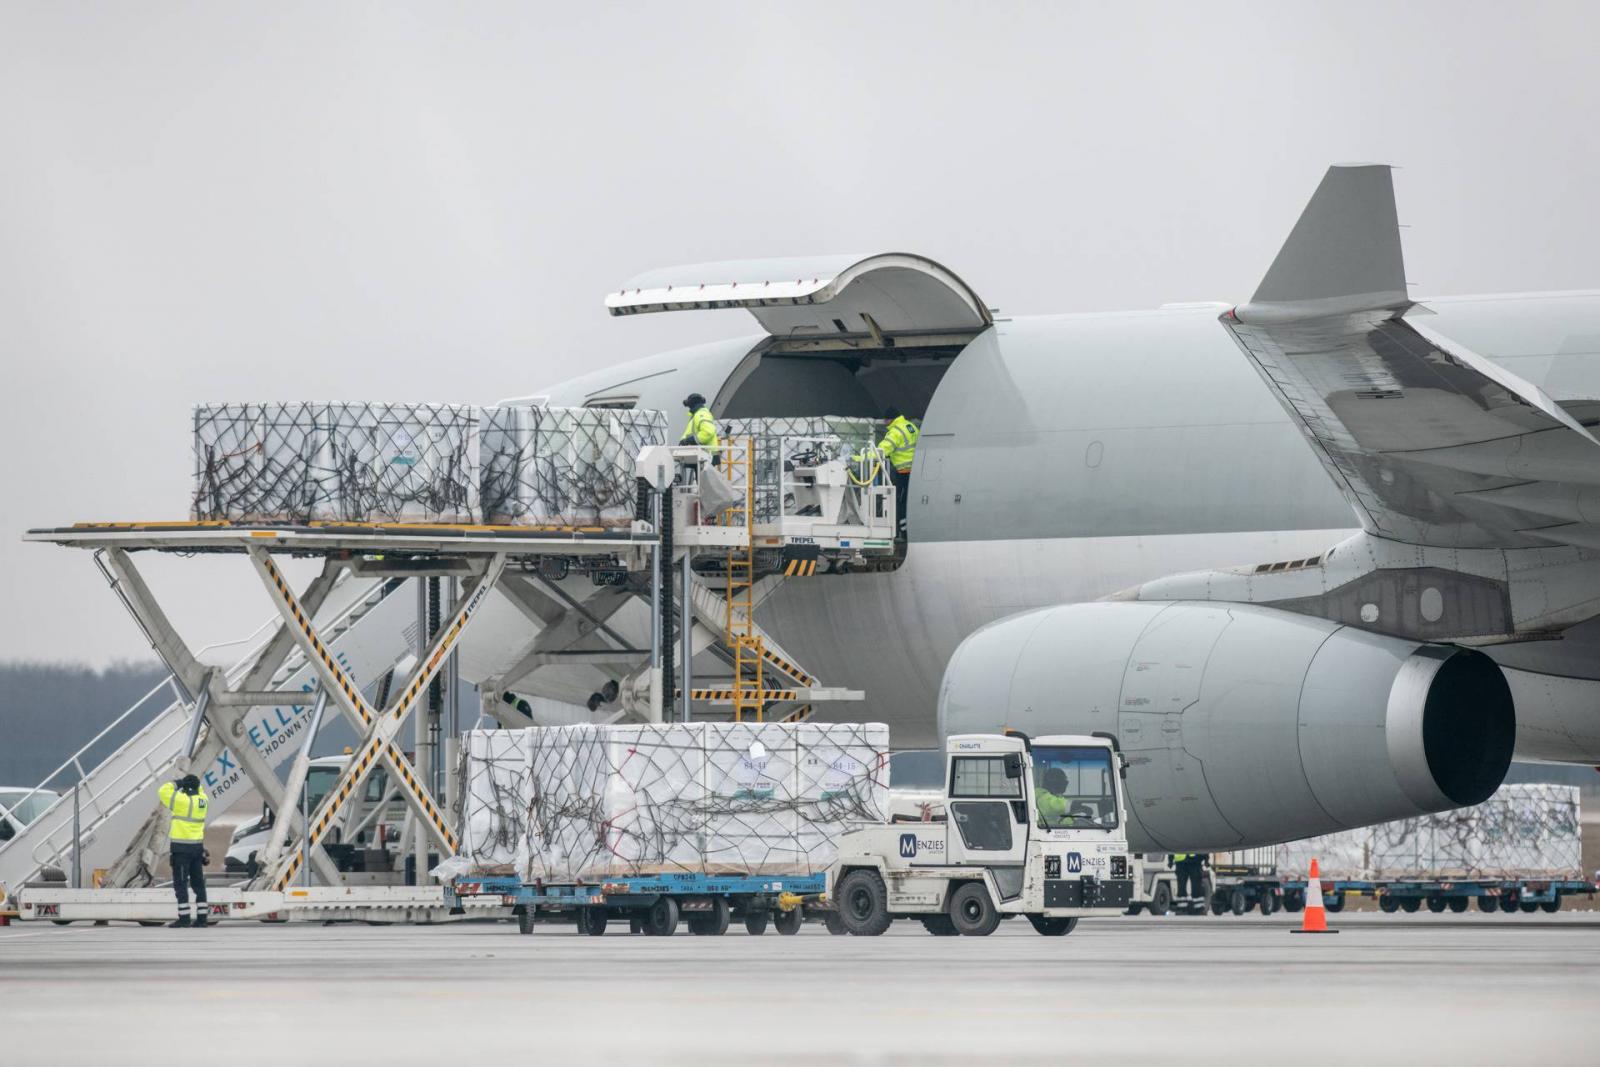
[679,392,720,465]
[1172,851,1207,904]
[876,407,919,539]
[158,774,210,927]
[1034,766,1072,829]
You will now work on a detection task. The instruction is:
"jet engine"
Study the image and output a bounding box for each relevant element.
[938,601,1515,852]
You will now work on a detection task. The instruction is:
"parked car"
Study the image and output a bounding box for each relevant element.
[0,787,62,842]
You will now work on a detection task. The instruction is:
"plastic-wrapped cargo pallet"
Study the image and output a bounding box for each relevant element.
[723,416,878,522]
[480,406,668,527]
[449,722,890,882]
[1273,784,1582,880]
[192,402,480,523]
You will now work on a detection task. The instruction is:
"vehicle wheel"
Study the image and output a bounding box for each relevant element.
[137,920,165,927]
[921,914,960,936]
[773,907,804,936]
[1541,898,1561,913]
[1448,897,1469,914]
[577,908,607,936]
[1501,889,1521,912]
[1476,895,1499,913]
[823,911,849,936]
[1378,895,1399,914]
[1027,914,1078,936]
[1260,891,1280,916]
[1519,901,1539,914]
[642,896,679,936]
[1229,888,1248,916]
[1399,897,1420,913]
[742,910,769,936]
[516,909,535,935]
[687,898,730,936]
[1324,892,1346,913]
[1149,881,1172,916]
[836,869,892,936]
[1283,888,1305,913]
[1125,904,1144,916]
[1426,895,1447,914]
[948,882,1001,937]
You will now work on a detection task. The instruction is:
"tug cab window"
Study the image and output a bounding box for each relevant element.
[1032,746,1118,830]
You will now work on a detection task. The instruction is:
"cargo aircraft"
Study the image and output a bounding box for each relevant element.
[469,165,1600,852]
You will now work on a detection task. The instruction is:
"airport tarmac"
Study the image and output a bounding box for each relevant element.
[3,913,1596,1065]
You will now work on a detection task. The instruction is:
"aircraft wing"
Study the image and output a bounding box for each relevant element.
[1223,165,1600,551]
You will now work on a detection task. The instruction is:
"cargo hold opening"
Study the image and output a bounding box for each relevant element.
[607,252,991,423]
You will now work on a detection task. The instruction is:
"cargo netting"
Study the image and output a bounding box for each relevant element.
[446,722,891,881]
[192,402,666,527]
[481,407,667,527]
[1271,784,1582,880]
[723,417,879,523]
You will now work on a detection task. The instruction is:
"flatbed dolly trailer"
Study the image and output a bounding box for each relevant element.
[1279,876,1597,915]
[828,731,1135,936]
[447,872,826,936]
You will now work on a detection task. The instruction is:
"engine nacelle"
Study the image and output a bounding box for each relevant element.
[938,601,1514,852]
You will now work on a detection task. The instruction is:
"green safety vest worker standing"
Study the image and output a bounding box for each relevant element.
[877,407,919,540]
[1172,851,1206,903]
[158,774,210,928]
[680,392,720,462]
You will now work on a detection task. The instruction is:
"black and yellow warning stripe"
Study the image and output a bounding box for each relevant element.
[680,688,800,701]
[760,647,815,687]
[385,571,497,721]
[781,558,820,577]
[260,554,376,726]
[779,705,815,723]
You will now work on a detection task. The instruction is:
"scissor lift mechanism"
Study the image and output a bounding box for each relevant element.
[19,465,867,906]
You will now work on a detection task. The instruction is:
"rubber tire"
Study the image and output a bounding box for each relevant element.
[516,909,535,935]
[1541,898,1562,913]
[1476,896,1499,913]
[1399,897,1420,913]
[687,898,730,936]
[1149,881,1172,916]
[138,920,166,927]
[1027,914,1078,936]
[823,911,848,936]
[1229,888,1248,916]
[1125,904,1144,916]
[742,910,769,936]
[948,882,1001,937]
[921,914,961,936]
[773,907,804,936]
[1324,892,1346,913]
[643,896,679,936]
[1427,895,1447,914]
[1449,896,1469,914]
[1259,891,1279,916]
[577,909,607,936]
[1283,888,1305,914]
[1379,895,1400,914]
[1519,901,1539,914]
[835,869,892,936]
[1501,889,1521,912]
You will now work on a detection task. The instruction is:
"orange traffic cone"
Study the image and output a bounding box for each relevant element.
[1293,858,1339,934]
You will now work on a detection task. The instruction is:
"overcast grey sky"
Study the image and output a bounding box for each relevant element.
[2,1,1596,665]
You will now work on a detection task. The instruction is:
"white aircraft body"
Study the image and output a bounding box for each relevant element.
[459,166,1599,852]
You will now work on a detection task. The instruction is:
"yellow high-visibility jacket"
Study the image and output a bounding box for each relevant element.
[878,415,919,472]
[682,406,720,451]
[158,782,209,843]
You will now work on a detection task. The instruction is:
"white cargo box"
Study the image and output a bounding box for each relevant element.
[1273,784,1583,880]
[192,402,479,524]
[480,406,667,528]
[449,722,890,882]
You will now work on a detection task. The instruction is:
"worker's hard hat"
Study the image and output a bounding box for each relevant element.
[1042,766,1068,795]
[683,392,706,409]
[882,405,901,420]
